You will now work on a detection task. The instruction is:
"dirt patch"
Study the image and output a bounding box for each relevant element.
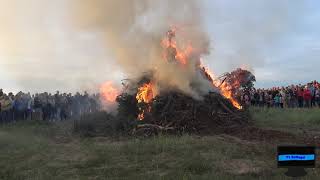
[239,127,298,142]
[91,137,129,146]
[220,126,320,148]
[220,159,264,175]
[215,134,260,147]
[223,126,301,143]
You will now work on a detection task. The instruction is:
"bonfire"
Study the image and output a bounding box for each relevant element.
[101,28,255,136]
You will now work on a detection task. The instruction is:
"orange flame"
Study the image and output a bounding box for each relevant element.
[161,29,193,65]
[137,110,145,121]
[201,66,216,81]
[136,82,155,120]
[175,44,193,65]
[161,28,242,110]
[200,63,242,110]
[100,81,119,103]
[136,82,154,104]
[220,83,242,109]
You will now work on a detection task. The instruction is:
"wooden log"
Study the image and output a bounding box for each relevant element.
[137,124,174,131]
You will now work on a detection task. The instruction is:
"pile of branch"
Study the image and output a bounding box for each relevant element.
[117,91,251,136]
[116,68,254,136]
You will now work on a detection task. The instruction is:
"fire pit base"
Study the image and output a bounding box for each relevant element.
[117,91,251,136]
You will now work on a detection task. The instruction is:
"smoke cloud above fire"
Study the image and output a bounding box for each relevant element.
[71,0,212,97]
[0,0,318,92]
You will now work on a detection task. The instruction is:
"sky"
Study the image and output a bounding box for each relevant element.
[203,0,320,88]
[0,0,319,93]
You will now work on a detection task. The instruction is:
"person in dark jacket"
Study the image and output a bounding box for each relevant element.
[0,90,3,123]
[316,87,320,107]
[297,88,304,108]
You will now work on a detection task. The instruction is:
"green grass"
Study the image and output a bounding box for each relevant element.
[0,109,320,180]
[251,107,320,133]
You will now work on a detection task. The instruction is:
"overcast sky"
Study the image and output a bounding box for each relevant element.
[0,0,319,93]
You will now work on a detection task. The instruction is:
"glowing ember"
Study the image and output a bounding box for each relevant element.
[100,81,119,103]
[137,110,145,121]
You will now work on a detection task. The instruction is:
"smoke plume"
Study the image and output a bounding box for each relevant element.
[70,0,211,97]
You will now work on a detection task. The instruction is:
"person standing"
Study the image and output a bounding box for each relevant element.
[315,87,320,107]
[244,93,250,107]
[0,90,4,123]
[269,92,273,108]
[279,93,284,108]
[254,90,260,107]
[303,86,312,108]
[1,95,12,123]
[250,89,255,106]
[274,94,280,108]
[259,90,265,107]
[280,88,286,108]
[8,93,15,122]
[297,87,304,108]
[60,94,68,121]
[33,94,43,120]
[309,83,316,107]
[54,91,62,121]
[26,93,33,120]
[289,86,295,108]
[264,90,268,107]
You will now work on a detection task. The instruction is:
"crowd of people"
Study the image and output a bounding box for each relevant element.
[0,89,101,123]
[1,80,319,123]
[241,81,320,108]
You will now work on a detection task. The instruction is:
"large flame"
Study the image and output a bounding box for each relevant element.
[100,81,119,103]
[163,28,242,110]
[161,29,193,65]
[200,62,242,110]
[136,28,242,121]
[136,82,154,104]
[136,82,156,120]
[219,83,242,109]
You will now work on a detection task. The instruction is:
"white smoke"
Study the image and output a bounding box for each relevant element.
[70,0,212,97]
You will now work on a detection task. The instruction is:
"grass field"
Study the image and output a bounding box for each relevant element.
[252,107,320,133]
[0,108,320,180]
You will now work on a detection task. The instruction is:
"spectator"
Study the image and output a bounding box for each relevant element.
[244,93,250,107]
[297,87,304,108]
[303,86,312,108]
[279,93,284,108]
[26,93,33,120]
[250,90,255,106]
[309,83,316,107]
[8,93,15,122]
[0,90,4,123]
[280,88,286,108]
[0,80,319,124]
[259,90,265,107]
[274,94,280,108]
[1,95,12,123]
[33,94,42,120]
[268,92,273,108]
[316,87,320,107]
[289,86,296,108]
[253,90,260,107]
